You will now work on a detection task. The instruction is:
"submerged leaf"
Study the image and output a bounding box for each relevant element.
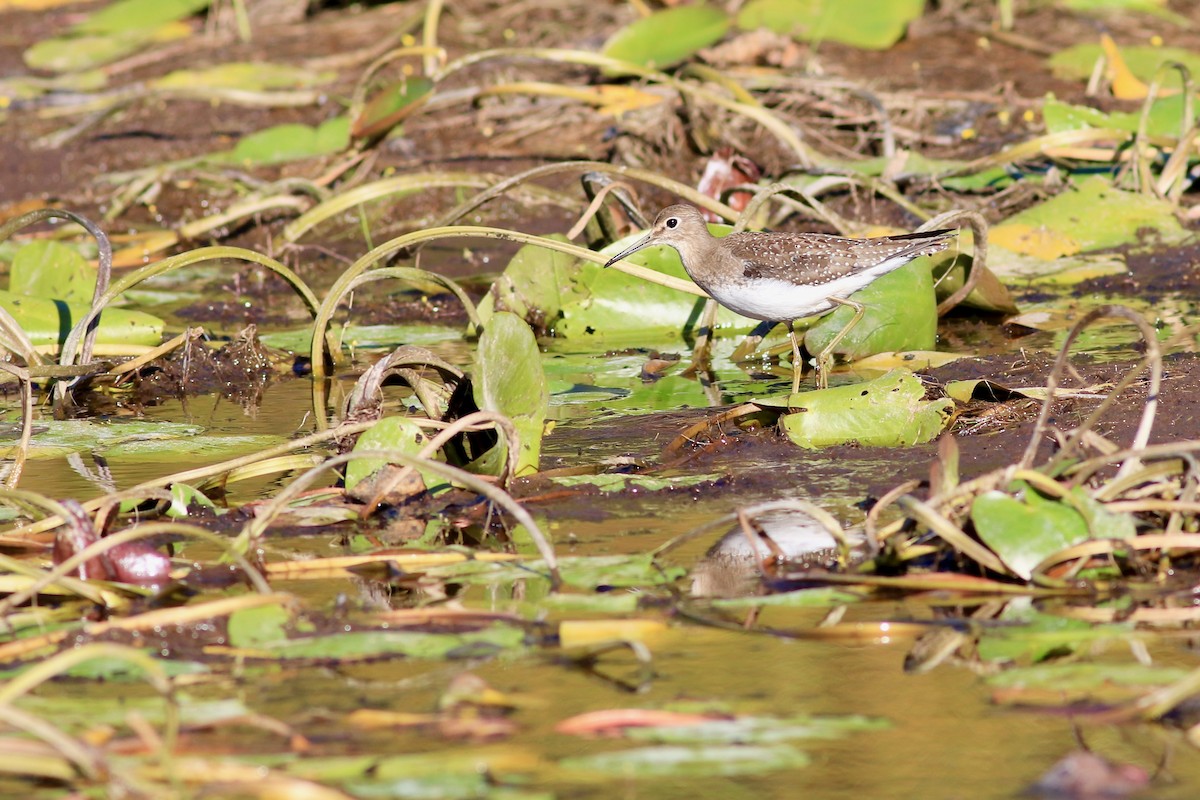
[562,743,810,776]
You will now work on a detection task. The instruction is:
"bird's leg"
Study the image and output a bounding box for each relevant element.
[684,297,720,377]
[786,320,804,395]
[813,297,865,390]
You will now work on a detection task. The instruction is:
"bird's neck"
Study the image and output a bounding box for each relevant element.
[673,236,725,287]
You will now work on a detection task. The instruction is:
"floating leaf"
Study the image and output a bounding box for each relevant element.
[548,472,719,493]
[1063,0,1190,25]
[623,714,890,744]
[23,0,210,72]
[264,626,526,660]
[152,62,336,91]
[989,176,1190,261]
[774,370,954,449]
[474,312,548,476]
[74,0,210,34]
[1042,95,1192,139]
[24,22,192,72]
[1050,41,1200,85]
[986,662,1187,691]
[9,240,96,303]
[0,288,163,348]
[736,0,926,50]
[931,255,1019,314]
[601,4,731,74]
[259,322,459,353]
[222,117,350,166]
[0,419,200,459]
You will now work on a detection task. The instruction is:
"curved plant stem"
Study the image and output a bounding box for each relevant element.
[236,448,560,588]
[310,226,707,380]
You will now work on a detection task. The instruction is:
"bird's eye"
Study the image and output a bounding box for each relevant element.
[665,218,678,229]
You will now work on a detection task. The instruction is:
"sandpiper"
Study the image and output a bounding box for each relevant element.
[603,203,955,392]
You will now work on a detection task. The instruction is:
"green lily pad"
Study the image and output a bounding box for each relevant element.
[227,602,292,648]
[0,419,200,459]
[803,259,938,359]
[844,152,1019,191]
[970,485,1100,580]
[102,434,285,460]
[1049,42,1200,83]
[548,472,720,493]
[478,235,588,329]
[557,226,760,342]
[736,0,926,50]
[264,626,526,660]
[474,312,548,477]
[220,117,350,167]
[74,0,210,35]
[776,370,954,449]
[1042,95,1193,139]
[24,0,210,72]
[986,662,1189,691]
[625,714,889,744]
[601,4,731,74]
[345,415,447,492]
[1061,0,1191,24]
[152,62,335,91]
[989,176,1191,260]
[258,322,460,353]
[9,240,97,304]
[976,613,1136,662]
[0,289,163,349]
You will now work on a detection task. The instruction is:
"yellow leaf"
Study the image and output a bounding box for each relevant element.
[1101,34,1149,100]
[149,20,192,44]
[559,618,666,648]
[111,230,179,267]
[595,85,664,117]
[989,222,1080,260]
[0,0,79,9]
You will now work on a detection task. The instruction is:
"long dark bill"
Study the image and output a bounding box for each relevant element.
[602,231,656,268]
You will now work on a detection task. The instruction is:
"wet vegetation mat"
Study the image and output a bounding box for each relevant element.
[3,0,1200,797]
